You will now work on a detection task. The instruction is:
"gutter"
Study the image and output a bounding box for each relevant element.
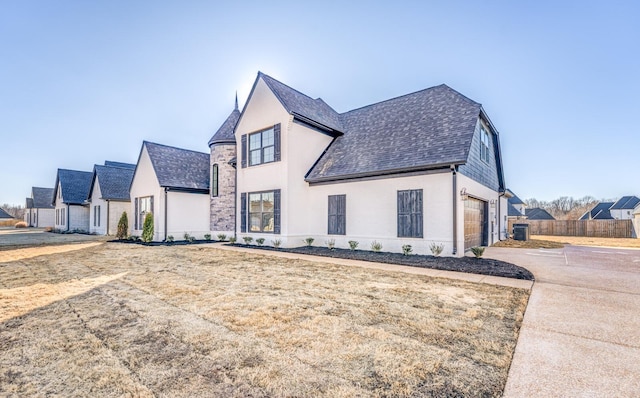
[451,165,458,255]
[164,188,168,241]
[233,161,238,241]
[106,200,110,235]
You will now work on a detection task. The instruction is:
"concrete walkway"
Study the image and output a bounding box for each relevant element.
[212,243,532,290]
[487,245,640,397]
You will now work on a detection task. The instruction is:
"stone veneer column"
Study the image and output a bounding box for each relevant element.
[210,143,236,232]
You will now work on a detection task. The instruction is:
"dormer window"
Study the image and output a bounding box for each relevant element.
[480,127,490,163]
[249,127,275,166]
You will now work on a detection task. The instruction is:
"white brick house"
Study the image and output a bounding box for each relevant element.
[52,169,92,232]
[87,161,135,235]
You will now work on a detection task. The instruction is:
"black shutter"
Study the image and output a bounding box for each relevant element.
[240,193,247,232]
[397,191,407,237]
[150,196,154,215]
[413,190,423,238]
[134,198,139,230]
[274,124,281,162]
[328,195,346,235]
[398,190,423,238]
[241,134,247,168]
[273,189,281,234]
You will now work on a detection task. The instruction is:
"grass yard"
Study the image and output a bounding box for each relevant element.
[492,239,565,249]
[533,235,640,249]
[0,243,529,397]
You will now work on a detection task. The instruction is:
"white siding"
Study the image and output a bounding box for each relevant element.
[68,205,90,232]
[107,201,130,235]
[36,208,55,228]
[89,179,107,235]
[130,145,163,240]
[166,191,210,240]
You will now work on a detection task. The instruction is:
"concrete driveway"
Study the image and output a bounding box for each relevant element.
[486,245,640,397]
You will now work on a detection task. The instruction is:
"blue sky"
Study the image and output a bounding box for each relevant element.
[1,1,638,205]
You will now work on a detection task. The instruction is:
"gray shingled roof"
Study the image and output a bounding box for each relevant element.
[508,203,524,217]
[90,164,135,201]
[144,141,210,190]
[32,187,54,208]
[208,107,240,146]
[105,161,136,169]
[306,84,481,182]
[260,73,344,132]
[54,169,93,205]
[610,196,640,210]
[0,208,13,219]
[525,208,555,220]
[579,202,614,220]
[507,191,525,205]
[26,198,34,208]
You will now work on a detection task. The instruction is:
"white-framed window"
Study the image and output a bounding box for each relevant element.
[249,127,275,166]
[249,191,275,232]
[480,127,490,163]
[138,196,152,229]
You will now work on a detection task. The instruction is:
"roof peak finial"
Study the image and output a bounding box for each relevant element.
[234,91,238,111]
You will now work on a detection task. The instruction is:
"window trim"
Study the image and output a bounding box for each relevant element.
[211,164,219,197]
[480,126,490,164]
[248,127,275,166]
[137,196,153,230]
[248,190,276,233]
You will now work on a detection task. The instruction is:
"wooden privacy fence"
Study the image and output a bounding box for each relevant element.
[508,219,635,238]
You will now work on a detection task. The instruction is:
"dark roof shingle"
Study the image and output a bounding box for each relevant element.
[0,208,14,219]
[525,208,555,220]
[208,108,240,146]
[32,187,54,208]
[579,202,614,220]
[610,196,640,210]
[55,169,93,205]
[144,142,210,190]
[92,164,135,201]
[104,161,136,169]
[306,84,481,182]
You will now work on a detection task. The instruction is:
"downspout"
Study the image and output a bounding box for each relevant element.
[106,200,110,235]
[164,188,168,241]
[451,165,458,255]
[497,192,504,241]
[233,164,238,240]
[36,208,39,227]
[66,204,70,232]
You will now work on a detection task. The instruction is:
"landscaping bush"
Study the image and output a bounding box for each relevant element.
[272,239,281,248]
[348,240,359,250]
[141,213,154,243]
[166,235,174,242]
[229,236,237,244]
[243,236,253,245]
[471,246,485,258]
[14,221,27,228]
[116,212,128,240]
[429,242,444,256]
[204,233,212,241]
[371,241,383,252]
[402,244,412,256]
[326,239,336,250]
[304,237,314,247]
[255,238,265,246]
[217,233,227,241]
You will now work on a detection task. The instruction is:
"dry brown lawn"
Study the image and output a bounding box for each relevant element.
[492,239,565,249]
[533,235,640,249]
[0,243,529,397]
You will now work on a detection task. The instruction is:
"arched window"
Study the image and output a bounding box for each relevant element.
[211,164,219,197]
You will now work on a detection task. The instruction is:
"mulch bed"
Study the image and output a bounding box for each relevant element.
[230,245,535,281]
[109,239,219,246]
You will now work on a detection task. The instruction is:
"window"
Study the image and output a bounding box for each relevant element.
[328,195,346,235]
[56,209,59,225]
[137,196,153,229]
[60,208,66,226]
[480,127,490,163]
[93,205,101,227]
[397,189,423,238]
[249,191,274,232]
[211,164,219,197]
[249,127,275,166]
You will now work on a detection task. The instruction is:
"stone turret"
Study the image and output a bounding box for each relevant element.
[208,97,240,235]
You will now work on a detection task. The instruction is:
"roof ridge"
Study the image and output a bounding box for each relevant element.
[144,140,209,156]
[340,84,480,116]
[259,72,319,103]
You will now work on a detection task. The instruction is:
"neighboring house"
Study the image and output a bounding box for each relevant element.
[24,187,55,227]
[87,161,135,235]
[507,190,526,217]
[52,169,93,232]
[0,208,14,219]
[609,196,640,220]
[525,208,555,220]
[633,206,640,238]
[579,202,615,220]
[210,72,508,256]
[129,141,210,241]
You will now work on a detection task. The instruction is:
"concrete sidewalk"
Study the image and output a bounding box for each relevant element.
[211,243,533,290]
[487,245,640,397]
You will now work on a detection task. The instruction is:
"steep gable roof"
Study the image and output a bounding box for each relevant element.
[143,141,210,191]
[259,73,344,133]
[90,164,135,201]
[53,169,93,205]
[508,203,524,217]
[0,208,13,219]
[525,208,555,220]
[507,191,525,205]
[610,196,640,210]
[32,187,54,208]
[306,84,482,182]
[579,202,614,220]
[104,161,135,169]
[208,104,240,146]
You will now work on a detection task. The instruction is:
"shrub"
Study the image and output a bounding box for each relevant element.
[166,235,174,242]
[14,221,27,228]
[256,237,265,246]
[304,237,314,247]
[183,232,191,241]
[229,236,237,244]
[402,244,412,256]
[204,233,212,241]
[272,239,282,248]
[471,246,485,258]
[217,233,227,241]
[429,242,444,256]
[326,239,336,250]
[141,213,154,243]
[243,236,253,245]
[371,241,382,252]
[348,240,359,250]
[116,211,128,240]
[129,235,140,242]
